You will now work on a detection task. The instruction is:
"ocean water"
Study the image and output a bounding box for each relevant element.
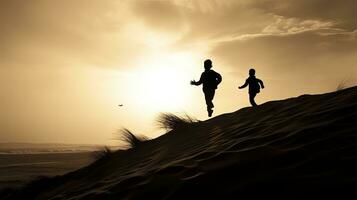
[0,151,96,190]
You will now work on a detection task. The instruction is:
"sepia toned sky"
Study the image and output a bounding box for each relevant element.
[1,0,356,144]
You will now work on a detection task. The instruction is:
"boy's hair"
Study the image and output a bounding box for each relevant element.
[204,59,212,69]
[249,68,255,76]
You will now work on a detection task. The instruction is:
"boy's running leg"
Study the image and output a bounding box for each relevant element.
[249,92,258,107]
[204,89,215,117]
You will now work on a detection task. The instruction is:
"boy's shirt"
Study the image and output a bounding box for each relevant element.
[242,76,264,94]
[197,70,222,90]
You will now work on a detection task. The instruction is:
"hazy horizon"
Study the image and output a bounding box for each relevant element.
[1,0,357,145]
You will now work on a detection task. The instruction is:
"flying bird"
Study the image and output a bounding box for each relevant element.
[118,104,123,107]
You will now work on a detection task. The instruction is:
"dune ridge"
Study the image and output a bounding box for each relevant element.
[3,86,357,199]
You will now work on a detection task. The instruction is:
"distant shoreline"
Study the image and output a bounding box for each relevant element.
[0,143,108,155]
[0,151,98,155]
[0,152,96,192]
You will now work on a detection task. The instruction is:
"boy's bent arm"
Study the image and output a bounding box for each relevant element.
[193,73,204,85]
[239,79,249,89]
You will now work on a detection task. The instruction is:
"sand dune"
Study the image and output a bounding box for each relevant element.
[2,86,357,199]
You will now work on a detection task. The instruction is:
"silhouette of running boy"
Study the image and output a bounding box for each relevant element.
[238,68,264,107]
[191,59,222,117]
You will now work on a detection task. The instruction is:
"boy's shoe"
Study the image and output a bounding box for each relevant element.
[208,109,213,117]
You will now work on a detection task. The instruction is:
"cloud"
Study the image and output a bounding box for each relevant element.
[249,0,357,31]
[0,0,151,69]
[136,0,357,89]
[168,0,357,43]
[211,30,357,79]
[169,0,357,83]
[1,0,356,68]
[131,0,186,33]
[262,16,336,35]
[208,15,353,44]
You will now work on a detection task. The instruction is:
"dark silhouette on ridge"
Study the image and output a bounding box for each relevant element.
[3,86,357,200]
[239,68,264,107]
[191,59,222,117]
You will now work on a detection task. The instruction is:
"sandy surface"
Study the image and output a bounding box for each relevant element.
[3,86,357,199]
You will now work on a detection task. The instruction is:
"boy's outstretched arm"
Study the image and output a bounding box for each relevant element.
[258,79,265,89]
[238,79,248,89]
[190,73,203,86]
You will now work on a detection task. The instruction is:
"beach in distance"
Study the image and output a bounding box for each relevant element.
[0,143,98,191]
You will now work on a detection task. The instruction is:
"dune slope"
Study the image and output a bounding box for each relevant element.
[4,86,357,199]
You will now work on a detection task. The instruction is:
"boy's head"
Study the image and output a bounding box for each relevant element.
[249,68,255,76]
[204,59,212,70]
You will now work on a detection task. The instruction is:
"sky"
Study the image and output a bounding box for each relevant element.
[1,0,356,145]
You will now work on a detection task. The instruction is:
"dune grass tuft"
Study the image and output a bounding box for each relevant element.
[92,146,114,160]
[118,128,149,149]
[157,113,198,131]
[336,79,349,91]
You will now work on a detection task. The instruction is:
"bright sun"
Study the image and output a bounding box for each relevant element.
[140,67,187,109]
[127,52,199,112]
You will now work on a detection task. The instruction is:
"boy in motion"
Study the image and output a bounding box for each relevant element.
[191,59,222,117]
[238,68,265,107]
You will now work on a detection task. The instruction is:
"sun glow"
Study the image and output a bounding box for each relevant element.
[126,52,200,113]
